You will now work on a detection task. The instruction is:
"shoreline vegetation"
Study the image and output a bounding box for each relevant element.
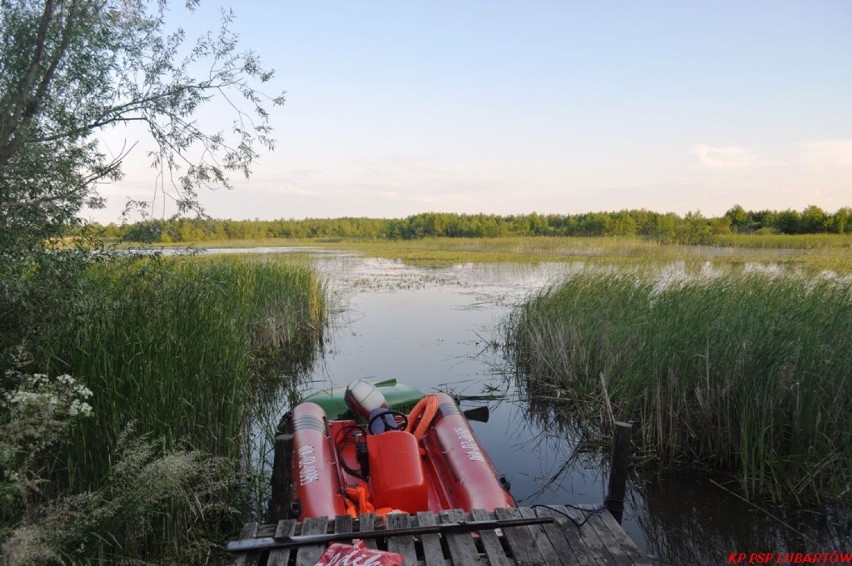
[79,205,852,272]
[505,270,851,503]
[106,234,852,273]
[107,231,849,504]
[85,206,851,244]
[5,211,850,562]
[1,255,327,563]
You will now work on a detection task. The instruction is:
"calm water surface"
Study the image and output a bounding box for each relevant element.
[230,247,849,565]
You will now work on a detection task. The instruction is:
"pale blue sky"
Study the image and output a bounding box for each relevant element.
[91,1,852,222]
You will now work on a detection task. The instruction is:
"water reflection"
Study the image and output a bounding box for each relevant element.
[633,472,851,565]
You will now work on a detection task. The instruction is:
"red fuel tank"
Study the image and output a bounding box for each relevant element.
[366,430,428,513]
[424,393,515,511]
[290,402,348,519]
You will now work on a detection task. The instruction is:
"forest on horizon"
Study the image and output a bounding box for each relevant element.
[87,204,851,245]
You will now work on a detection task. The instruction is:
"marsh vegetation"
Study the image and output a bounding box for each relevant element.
[506,269,851,502]
[1,256,326,563]
[3,235,849,563]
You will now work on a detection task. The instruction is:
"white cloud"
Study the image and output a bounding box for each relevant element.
[692,145,763,170]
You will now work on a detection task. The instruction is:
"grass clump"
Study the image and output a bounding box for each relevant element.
[50,255,326,483]
[1,255,326,563]
[507,270,852,502]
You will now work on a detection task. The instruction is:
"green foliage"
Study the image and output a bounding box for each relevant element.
[0,2,307,561]
[1,356,93,526]
[0,256,326,562]
[0,0,283,247]
[507,270,852,502]
[37,256,326,489]
[102,204,852,245]
[2,425,244,565]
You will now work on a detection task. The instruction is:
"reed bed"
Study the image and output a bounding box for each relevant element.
[44,255,326,484]
[506,270,852,502]
[15,255,326,560]
[710,233,852,250]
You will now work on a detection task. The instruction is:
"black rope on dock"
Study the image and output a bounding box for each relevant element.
[531,503,608,528]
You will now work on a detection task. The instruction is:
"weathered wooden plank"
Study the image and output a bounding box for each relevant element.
[584,512,637,565]
[440,509,481,565]
[494,507,545,566]
[335,514,354,537]
[595,509,651,565]
[416,511,447,566]
[270,432,293,521]
[555,505,618,566]
[267,520,297,566]
[231,505,648,566]
[518,507,563,565]
[231,522,259,566]
[256,523,277,538]
[387,513,418,565]
[470,508,511,566]
[359,513,379,549]
[294,516,329,566]
[531,506,592,566]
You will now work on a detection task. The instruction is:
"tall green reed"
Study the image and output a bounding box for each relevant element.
[45,255,326,486]
[13,254,326,561]
[507,269,851,502]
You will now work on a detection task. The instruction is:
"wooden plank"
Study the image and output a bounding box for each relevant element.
[583,510,637,565]
[439,509,481,565]
[256,523,277,537]
[470,508,511,566]
[267,520,297,566]
[494,507,545,566]
[358,513,379,549]
[229,504,649,566]
[335,515,354,538]
[518,507,563,565]
[231,522,259,566]
[554,505,617,566]
[294,516,329,566]
[386,513,418,565]
[416,512,447,566]
[594,509,651,565]
[270,432,293,522]
[531,506,590,566]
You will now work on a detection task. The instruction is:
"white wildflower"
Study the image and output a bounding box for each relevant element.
[69,399,93,418]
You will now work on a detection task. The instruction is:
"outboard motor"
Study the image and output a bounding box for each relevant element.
[345,379,398,433]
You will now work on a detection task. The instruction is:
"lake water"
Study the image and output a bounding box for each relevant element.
[227,246,849,565]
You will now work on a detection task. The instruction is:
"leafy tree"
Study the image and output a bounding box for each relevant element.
[828,207,850,234]
[724,204,752,233]
[800,205,827,233]
[0,3,287,559]
[0,0,283,253]
[1,0,283,356]
[775,209,803,234]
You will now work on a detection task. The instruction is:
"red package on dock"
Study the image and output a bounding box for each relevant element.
[314,540,403,566]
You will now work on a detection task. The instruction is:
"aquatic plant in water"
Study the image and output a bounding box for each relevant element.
[507,269,852,502]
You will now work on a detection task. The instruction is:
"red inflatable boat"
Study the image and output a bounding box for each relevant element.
[271,380,515,520]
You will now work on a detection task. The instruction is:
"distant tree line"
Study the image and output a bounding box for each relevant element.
[88,205,851,244]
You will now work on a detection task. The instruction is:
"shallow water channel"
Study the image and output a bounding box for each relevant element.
[225,247,850,565]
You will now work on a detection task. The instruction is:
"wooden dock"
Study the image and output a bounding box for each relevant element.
[229,505,650,565]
